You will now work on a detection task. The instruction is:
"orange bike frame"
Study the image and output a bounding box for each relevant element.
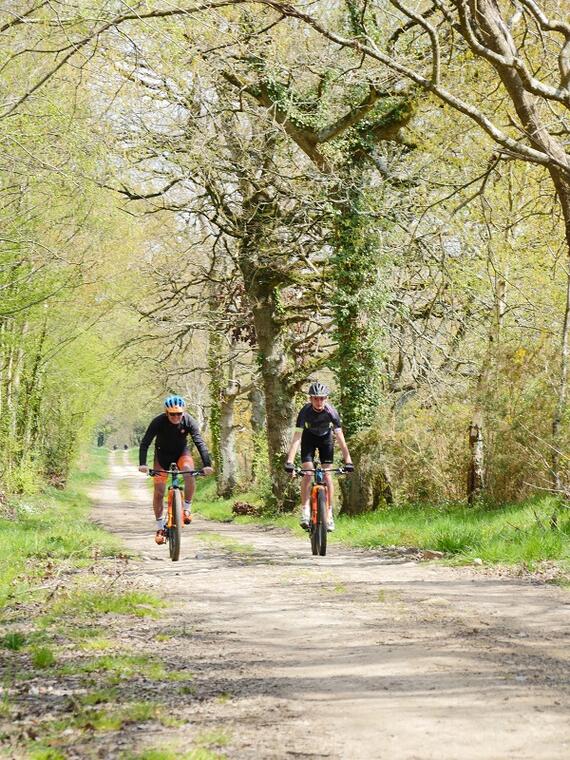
[310,484,330,524]
[166,488,174,528]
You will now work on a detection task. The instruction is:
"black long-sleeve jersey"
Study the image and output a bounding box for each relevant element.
[139,412,212,469]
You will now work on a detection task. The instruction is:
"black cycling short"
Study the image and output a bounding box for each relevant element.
[301,431,334,464]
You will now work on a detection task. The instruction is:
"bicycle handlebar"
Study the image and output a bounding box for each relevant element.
[148,468,205,477]
[294,467,347,476]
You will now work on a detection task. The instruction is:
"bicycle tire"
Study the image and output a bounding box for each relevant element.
[310,487,327,556]
[310,523,319,556]
[169,489,183,561]
[316,487,327,556]
[310,487,319,555]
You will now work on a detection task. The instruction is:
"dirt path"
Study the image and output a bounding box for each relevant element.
[91,451,570,759]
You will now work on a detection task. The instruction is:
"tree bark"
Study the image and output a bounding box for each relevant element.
[248,384,266,483]
[219,381,240,498]
[238,192,298,510]
[208,325,243,498]
[467,413,485,504]
[332,172,394,513]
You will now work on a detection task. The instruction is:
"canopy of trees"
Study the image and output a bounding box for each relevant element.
[1,0,568,512]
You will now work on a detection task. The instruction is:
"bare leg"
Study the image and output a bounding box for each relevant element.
[182,472,196,502]
[153,481,166,520]
[324,465,334,506]
[301,461,312,507]
[180,455,196,504]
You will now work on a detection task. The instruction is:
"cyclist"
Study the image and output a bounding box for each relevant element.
[285,381,353,531]
[138,395,213,544]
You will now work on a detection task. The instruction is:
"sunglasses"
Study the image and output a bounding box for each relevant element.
[167,412,183,417]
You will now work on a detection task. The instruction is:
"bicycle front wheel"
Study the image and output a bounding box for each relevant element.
[310,487,327,557]
[169,489,183,561]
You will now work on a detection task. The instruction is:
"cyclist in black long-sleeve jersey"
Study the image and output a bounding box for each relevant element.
[138,395,213,544]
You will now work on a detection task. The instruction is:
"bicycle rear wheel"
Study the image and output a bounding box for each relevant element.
[168,489,183,561]
[310,487,327,556]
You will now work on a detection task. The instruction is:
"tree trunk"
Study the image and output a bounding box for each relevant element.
[467,413,485,504]
[331,176,383,439]
[248,384,266,484]
[467,238,508,504]
[340,442,394,516]
[331,173,392,513]
[249,293,297,509]
[208,328,223,490]
[238,192,297,510]
[219,383,239,498]
[552,269,570,494]
[208,325,242,498]
[19,313,48,454]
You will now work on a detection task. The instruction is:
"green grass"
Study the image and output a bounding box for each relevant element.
[332,496,570,567]
[78,687,119,705]
[58,653,168,681]
[194,478,264,523]
[77,636,115,652]
[197,532,255,556]
[196,479,302,533]
[0,448,123,610]
[122,751,182,760]
[44,589,164,622]
[73,702,161,730]
[124,730,231,760]
[122,741,228,760]
[0,447,203,756]
[1,631,26,650]
[28,749,66,760]
[0,687,11,719]
[196,480,570,569]
[31,646,56,668]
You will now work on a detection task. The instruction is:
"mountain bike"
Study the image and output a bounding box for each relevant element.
[295,462,346,557]
[148,465,203,561]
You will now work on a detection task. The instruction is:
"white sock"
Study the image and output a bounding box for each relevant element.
[184,501,192,511]
[156,517,165,530]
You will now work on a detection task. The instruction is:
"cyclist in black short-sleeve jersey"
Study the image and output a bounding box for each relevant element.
[285,381,353,531]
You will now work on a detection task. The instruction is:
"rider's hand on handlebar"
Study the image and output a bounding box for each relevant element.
[138,465,149,474]
[284,462,295,474]
[202,466,214,476]
[344,462,354,473]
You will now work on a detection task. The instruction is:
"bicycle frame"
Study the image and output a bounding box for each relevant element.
[295,461,346,556]
[148,465,203,561]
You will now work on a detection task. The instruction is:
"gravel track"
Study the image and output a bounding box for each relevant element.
[88,451,570,759]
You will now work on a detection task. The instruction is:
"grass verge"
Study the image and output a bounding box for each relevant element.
[0,447,198,758]
[333,497,570,568]
[196,478,570,573]
[0,447,121,610]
